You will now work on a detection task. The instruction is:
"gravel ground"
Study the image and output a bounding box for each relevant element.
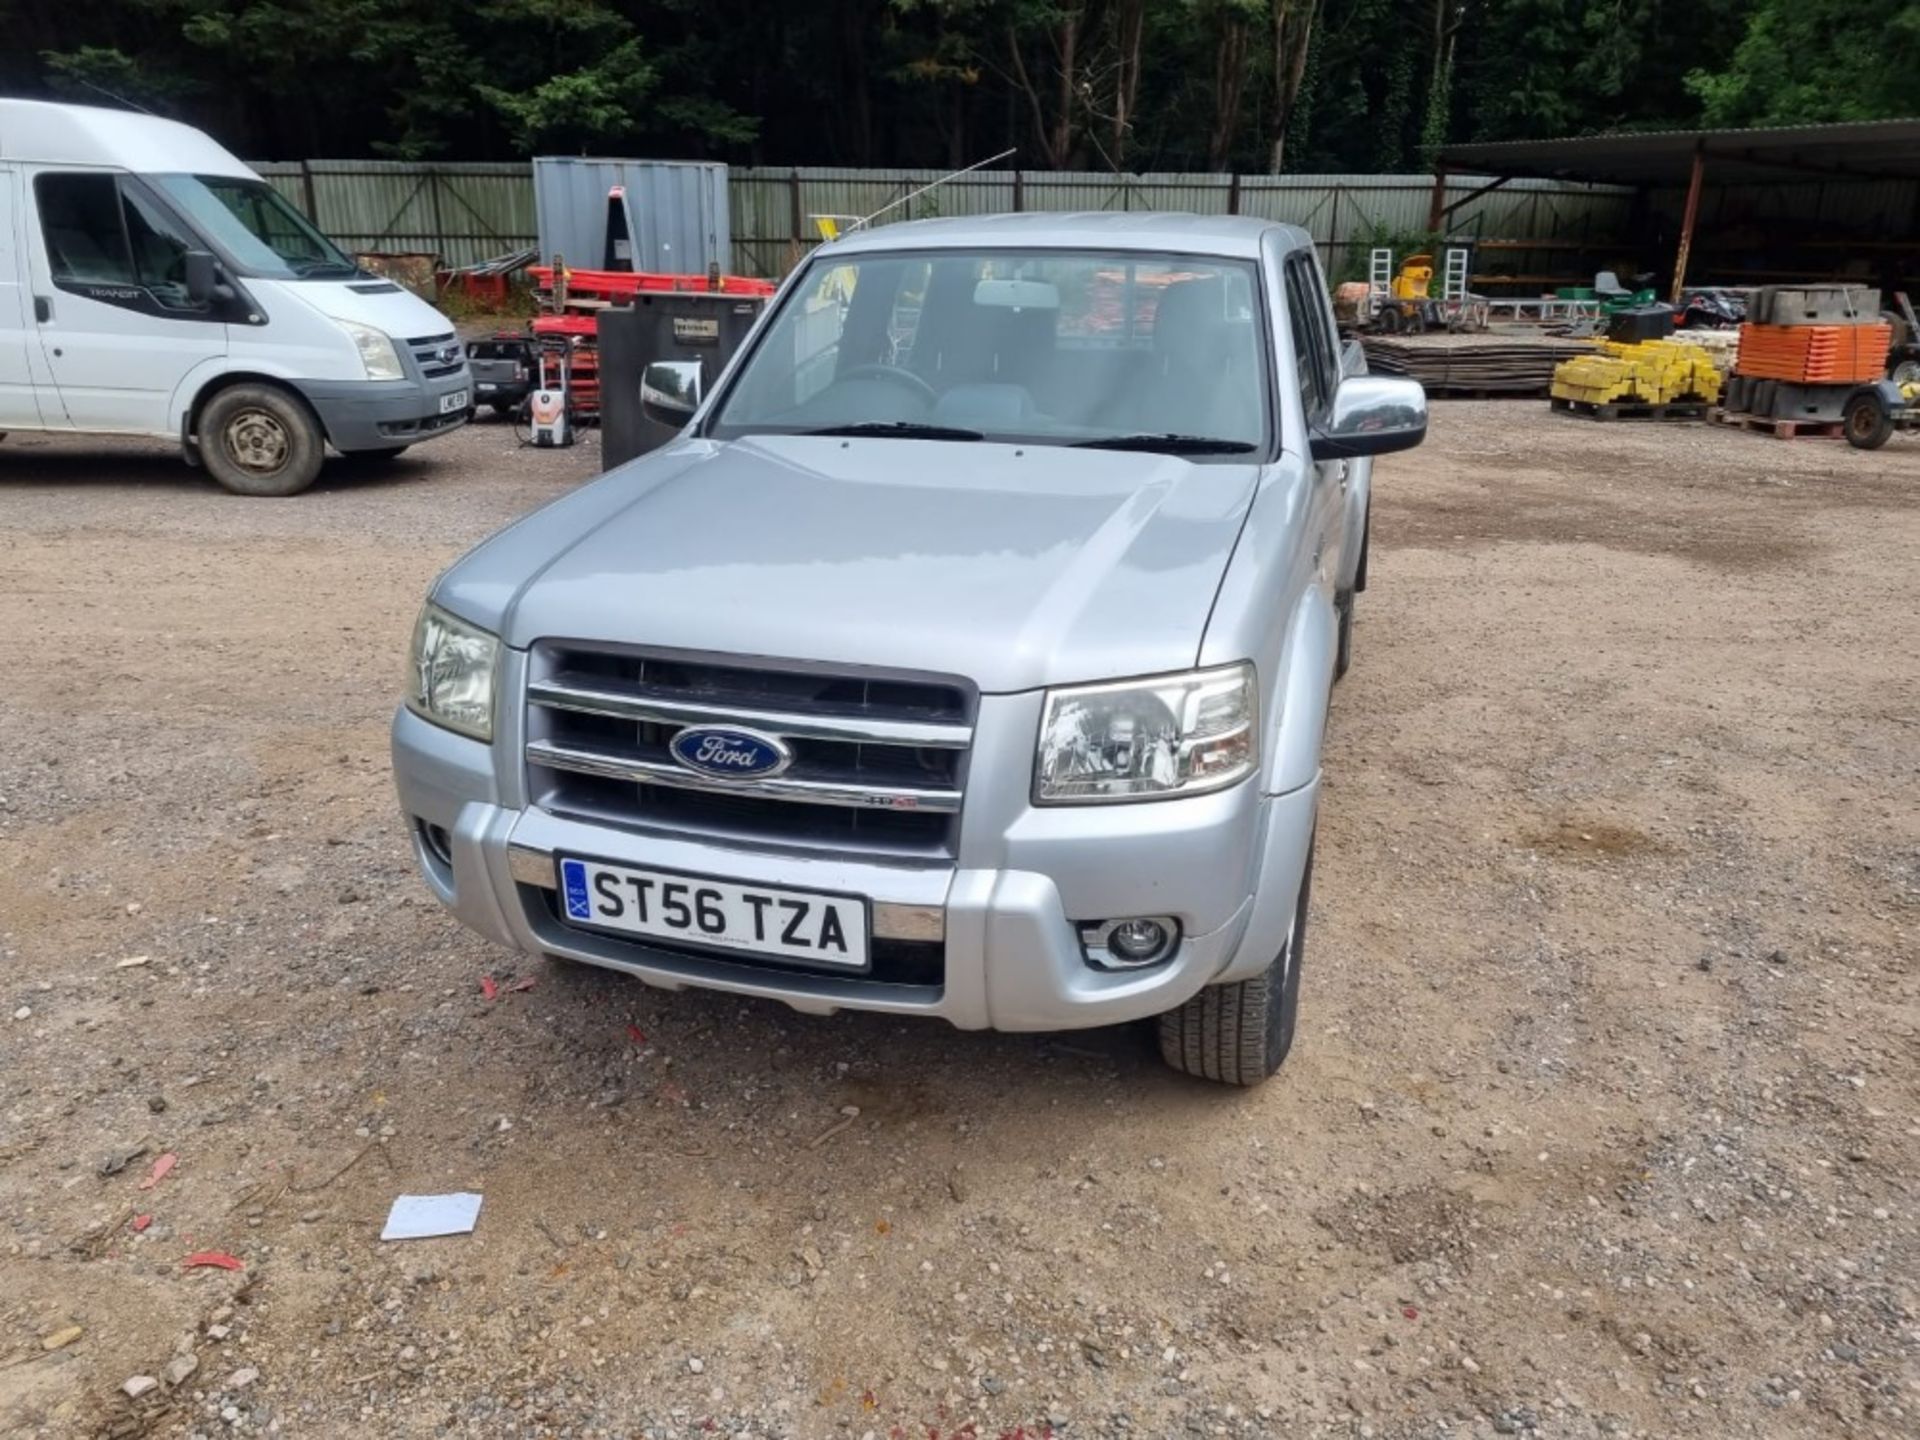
[0,407,1916,1440]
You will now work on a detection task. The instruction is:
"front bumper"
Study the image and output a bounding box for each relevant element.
[294,371,472,453]
[391,701,1317,1032]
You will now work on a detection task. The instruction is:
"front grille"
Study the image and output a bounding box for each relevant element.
[525,645,974,856]
[406,330,467,380]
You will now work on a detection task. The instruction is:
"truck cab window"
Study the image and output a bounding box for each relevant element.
[37,173,136,288]
[36,173,204,313]
[1283,258,1332,419]
[122,188,199,310]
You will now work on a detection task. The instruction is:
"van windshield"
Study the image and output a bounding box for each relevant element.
[709,248,1269,456]
[151,175,359,279]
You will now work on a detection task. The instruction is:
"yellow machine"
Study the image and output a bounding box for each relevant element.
[1390,254,1433,301]
[1374,254,1443,333]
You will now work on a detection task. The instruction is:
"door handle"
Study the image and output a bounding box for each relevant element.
[33,295,51,323]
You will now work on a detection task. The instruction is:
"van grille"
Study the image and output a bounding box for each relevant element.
[524,646,974,856]
[407,331,467,380]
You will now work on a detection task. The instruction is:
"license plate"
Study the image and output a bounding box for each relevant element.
[439,390,469,414]
[557,857,869,970]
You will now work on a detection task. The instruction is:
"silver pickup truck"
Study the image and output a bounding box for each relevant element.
[392,214,1425,1084]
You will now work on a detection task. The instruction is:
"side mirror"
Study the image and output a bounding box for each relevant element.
[183,249,235,307]
[641,359,703,426]
[1309,375,1427,460]
[184,249,218,305]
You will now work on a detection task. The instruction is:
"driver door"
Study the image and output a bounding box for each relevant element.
[25,170,226,435]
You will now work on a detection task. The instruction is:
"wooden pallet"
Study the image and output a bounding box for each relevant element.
[1551,397,1709,422]
[1713,409,1844,440]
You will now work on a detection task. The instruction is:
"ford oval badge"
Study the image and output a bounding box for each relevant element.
[668,726,792,781]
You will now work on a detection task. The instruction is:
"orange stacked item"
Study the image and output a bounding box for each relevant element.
[1734,323,1891,384]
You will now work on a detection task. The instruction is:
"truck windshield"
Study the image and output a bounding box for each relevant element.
[710,249,1268,454]
[151,175,359,279]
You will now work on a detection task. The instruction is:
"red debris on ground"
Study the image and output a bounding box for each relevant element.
[182,1251,244,1271]
[480,976,500,1002]
[1403,1306,1420,1321]
[131,1215,152,1233]
[137,1153,177,1190]
[626,1024,647,1045]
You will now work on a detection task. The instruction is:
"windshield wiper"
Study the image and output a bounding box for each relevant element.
[1071,432,1258,455]
[291,259,360,278]
[796,421,984,441]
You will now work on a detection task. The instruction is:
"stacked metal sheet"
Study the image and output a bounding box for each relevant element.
[1361,334,1594,395]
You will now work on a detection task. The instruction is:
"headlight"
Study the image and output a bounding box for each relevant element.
[1034,662,1257,804]
[340,320,404,381]
[406,603,498,741]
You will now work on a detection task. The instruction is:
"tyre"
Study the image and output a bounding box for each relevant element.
[1843,390,1893,451]
[339,445,410,464]
[1158,840,1312,1085]
[199,384,324,497]
[1334,594,1354,682]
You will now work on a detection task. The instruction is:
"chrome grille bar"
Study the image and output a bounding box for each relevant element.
[526,739,963,814]
[529,677,971,749]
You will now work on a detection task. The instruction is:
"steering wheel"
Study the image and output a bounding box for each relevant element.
[837,364,936,403]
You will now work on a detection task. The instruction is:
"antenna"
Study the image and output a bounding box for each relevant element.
[846,148,1018,234]
[69,77,158,116]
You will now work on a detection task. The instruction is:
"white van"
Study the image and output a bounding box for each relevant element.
[0,99,470,495]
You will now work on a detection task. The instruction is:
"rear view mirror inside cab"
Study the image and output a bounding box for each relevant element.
[973,278,1059,310]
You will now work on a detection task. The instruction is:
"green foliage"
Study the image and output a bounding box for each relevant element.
[2,1,1913,167]
[1686,1,1920,125]
[40,45,200,108]
[476,38,659,152]
[1335,220,1444,284]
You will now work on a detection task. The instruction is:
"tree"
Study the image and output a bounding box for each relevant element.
[1267,0,1322,171]
[4,0,1914,171]
[1687,0,1920,126]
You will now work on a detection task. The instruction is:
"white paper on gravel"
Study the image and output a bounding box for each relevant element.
[380,1192,483,1241]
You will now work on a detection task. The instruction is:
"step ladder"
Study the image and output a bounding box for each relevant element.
[1440,246,1470,303]
[1367,249,1394,302]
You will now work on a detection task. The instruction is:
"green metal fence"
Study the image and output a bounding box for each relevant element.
[247,159,1634,284]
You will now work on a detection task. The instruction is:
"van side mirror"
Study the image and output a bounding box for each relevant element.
[183,250,233,306]
[641,359,703,426]
[1309,375,1427,460]
[184,250,217,305]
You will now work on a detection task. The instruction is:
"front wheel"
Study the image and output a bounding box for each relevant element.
[199,384,324,497]
[1158,841,1311,1085]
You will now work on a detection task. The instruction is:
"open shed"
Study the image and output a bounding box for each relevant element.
[1434,120,1920,301]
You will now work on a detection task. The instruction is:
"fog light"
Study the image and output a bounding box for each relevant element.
[1079,915,1180,970]
[1111,919,1169,961]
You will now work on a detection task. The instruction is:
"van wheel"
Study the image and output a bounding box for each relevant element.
[1158,840,1311,1086]
[200,385,324,497]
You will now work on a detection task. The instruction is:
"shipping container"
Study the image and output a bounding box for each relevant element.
[533,158,731,276]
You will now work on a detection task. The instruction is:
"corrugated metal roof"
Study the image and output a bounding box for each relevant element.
[1437,119,1920,185]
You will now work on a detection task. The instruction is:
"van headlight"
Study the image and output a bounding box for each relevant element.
[1034,662,1257,804]
[406,603,498,742]
[341,320,404,381]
